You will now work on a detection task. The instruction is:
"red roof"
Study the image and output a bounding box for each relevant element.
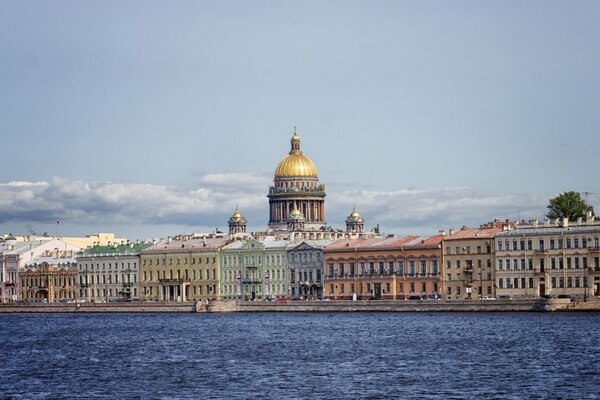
[443,227,501,240]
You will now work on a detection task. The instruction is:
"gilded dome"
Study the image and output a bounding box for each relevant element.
[274,130,318,178]
[229,205,245,222]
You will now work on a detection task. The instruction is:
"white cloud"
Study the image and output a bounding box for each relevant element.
[0,176,549,237]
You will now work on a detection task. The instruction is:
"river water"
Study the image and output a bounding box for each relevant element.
[1,312,599,399]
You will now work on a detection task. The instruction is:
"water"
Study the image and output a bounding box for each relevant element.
[1,312,599,399]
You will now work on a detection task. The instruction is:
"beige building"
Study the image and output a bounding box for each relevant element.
[77,242,150,302]
[495,215,600,299]
[20,257,78,303]
[442,223,507,299]
[140,234,229,302]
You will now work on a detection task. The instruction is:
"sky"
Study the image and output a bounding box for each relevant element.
[1,0,599,240]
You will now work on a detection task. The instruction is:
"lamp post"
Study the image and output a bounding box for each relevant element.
[584,266,591,302]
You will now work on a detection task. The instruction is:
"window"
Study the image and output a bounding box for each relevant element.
[446,247,451,255]
[566,238,572,249]
[528,259,533,270]
[527,240,533,250]
[498,242,503,251]
[498,260,503,270]
[550,239,555,249]
[520,240,525,251]
[340,284,345,294]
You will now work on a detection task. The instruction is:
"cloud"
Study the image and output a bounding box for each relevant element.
[0,176,549,236]
[326,187,548,234]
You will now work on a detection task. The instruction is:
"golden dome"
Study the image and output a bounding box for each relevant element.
[290,206,302,217]
[274,130,318,178]
[230,205,244,221]
[350,208,361,218]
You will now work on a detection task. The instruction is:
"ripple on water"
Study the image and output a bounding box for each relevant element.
[1,312,600,399]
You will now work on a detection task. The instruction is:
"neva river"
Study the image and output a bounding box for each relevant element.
[1,312,599,399]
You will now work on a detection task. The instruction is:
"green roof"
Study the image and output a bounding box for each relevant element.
[82,243,152,255]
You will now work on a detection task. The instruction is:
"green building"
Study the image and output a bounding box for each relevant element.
[220,238,290,300]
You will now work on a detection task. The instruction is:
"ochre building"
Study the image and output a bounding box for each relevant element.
[323,235,444,300]
[140,235,229,302]
[441,223,506,299]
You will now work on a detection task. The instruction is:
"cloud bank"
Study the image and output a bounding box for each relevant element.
[0,175,548,237]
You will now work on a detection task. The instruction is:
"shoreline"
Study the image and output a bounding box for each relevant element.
[1,298,599,313]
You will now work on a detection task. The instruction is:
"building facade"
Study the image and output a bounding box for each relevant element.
[20,257,78,302]
[1,238,81,303]
[495,217,600,299]
[287,239,333,299]
[76,242,150,302]
[323,236,443,300]
[220,238,290,300]
[268,130,326,231]
[140,235,228,302]
[441,224,503,299]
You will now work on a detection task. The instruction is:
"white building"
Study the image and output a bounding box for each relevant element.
[0,238,81,302]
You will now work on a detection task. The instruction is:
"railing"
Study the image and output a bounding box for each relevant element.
[158,278,190,283]
[268,185,326,195]
[534,249,548,254]
[242,278,262,284]
[244,264,258,269]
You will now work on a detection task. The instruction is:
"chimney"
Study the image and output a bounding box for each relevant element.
[577,217,583,225]
[586,210,593,223]
[449,229,454,236]
[438,230,446,236]
[563,217,569,227]
[544,219,550,227]
[532,220,538,228]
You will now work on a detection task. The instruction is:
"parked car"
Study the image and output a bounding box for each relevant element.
[497,295,513,300]
[557,294,575,302]
[276,297,289,302]
[541,294,554,299]
[407,295,423,301]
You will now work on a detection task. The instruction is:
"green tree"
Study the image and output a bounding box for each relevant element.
[546,191,594,220]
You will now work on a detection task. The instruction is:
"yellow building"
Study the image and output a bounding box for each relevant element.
[441,224,505,300]
[140,235,229,302]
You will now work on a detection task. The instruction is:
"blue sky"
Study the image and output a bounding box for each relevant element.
[1,1,599,240]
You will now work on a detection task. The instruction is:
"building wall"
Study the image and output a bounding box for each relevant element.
[220,240,289,300]
[140,249,220,302]
[20,263,78,302]
[324,244,442,300]
[495,222,600,299]
[77,254,141,302]
[287,242,326,299]
[442,236,496,299]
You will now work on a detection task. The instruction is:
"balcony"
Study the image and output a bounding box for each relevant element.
[244,264,258,269]
[589,247,600,254]
[463,267,474,274]
[534,249,548,255]
[158,278,190,284]
[242,277,262,284]
[3,281,17,287]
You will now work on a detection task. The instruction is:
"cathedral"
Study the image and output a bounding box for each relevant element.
[267,129,326,231]
[227,129,371,239]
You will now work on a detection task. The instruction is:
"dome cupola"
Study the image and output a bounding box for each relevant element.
[274,129,318,178]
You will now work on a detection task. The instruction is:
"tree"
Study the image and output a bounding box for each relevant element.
[546,191,594,220]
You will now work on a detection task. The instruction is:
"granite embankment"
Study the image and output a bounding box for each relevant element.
[206,298,600,313]
[0,301,197,313]
[1,299,599,313]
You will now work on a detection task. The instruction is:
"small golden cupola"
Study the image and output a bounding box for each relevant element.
[346,206,365,233]
[228,205,247,234]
